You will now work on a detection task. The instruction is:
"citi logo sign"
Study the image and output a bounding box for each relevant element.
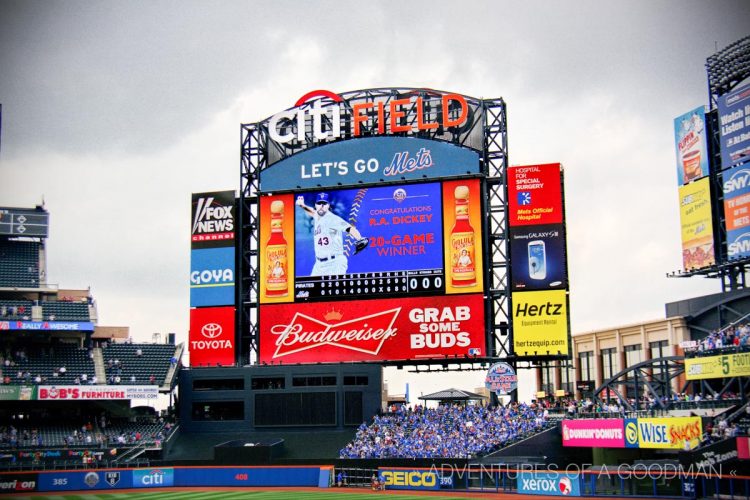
[269,90,470,145]
[134,468,173,488]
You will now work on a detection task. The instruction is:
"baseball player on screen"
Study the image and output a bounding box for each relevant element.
[296,192,367,276]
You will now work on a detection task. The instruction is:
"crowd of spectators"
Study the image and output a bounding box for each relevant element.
[689,321,750,356]
[339,402,550,459]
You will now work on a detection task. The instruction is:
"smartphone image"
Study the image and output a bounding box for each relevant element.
[528,240,546,280]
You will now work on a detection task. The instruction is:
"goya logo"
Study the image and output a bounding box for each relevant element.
[380,470,439,490]
[133,468,173,488]
[625,420,639,447]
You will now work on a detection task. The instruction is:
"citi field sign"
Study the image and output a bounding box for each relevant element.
[260,89,483,191]
[268,89,472,146]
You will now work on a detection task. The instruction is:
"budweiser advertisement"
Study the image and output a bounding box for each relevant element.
[259,294,486,363]
[189,306,236,366]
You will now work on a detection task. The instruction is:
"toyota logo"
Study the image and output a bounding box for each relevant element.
[201,323,223,339]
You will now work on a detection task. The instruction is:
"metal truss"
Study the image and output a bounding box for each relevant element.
[239,123,261,364]
[239,90,511,368]
[594,355,749,411]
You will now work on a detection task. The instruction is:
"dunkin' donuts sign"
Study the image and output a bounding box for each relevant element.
[259,294,485,363]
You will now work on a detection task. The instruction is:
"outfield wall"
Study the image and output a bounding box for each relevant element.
[0,466,331,493]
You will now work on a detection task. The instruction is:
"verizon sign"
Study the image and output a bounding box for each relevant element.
[259,294,485,363]
[189,306,235,366]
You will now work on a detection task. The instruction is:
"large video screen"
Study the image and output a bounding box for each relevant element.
[259,179,483,304]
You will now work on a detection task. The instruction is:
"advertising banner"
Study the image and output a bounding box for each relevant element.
[561,419,625,448]
[685,352,750,380]
[722,165,750,259]
[484,362,518,395]
[260,137,481,191]
[39,470,131,491]
[674,106,710,185]
[132,468,174,488]
[512,290,569,357]
[678,177,715,270]
[259,294,486,363]
[442,179,484,294]
[191,191,235,249]
[0,321,94,331]
[507,164,563,227]
[37,385,158,400]
[190,247,235,307]
[624,417,702,450]
[717,78,750,170]
[0,473,38,494]
[509,224,567,291]
[189,306,235,367]
[0,385,35,400]
[380,469,441,491]
[517,472,580,497]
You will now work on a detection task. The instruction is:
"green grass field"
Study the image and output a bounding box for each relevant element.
[20,491,478,500]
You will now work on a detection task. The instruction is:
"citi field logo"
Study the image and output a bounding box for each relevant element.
[269,89,470,145]
[268,308,400,358]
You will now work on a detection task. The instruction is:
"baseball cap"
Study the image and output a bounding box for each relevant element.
[316,192,330,204]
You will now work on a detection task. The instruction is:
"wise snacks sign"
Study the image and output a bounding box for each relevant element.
[625,417,702,450]
[259,294,485,363]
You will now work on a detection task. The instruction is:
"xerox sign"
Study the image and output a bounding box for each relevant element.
[259,294,485,363]
[189,307,235,367]
[517,472,580,497]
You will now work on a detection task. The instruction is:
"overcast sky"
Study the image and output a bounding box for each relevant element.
[1,1,748,402]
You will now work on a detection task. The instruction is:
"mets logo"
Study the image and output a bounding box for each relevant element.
[625,421,638,445]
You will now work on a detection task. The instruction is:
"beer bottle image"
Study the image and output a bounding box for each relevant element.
[450,185,477,287]
[265,200,288,297]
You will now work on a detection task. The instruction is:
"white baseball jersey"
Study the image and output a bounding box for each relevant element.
[313,212,351,259]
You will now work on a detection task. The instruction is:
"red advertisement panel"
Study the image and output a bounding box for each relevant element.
[189,306,236,367]
[507,164,563,227]
[259,294,486,363]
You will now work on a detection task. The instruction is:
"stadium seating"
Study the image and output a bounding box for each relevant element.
[40,301,90,321]
[0,343,96,385]
[101,343,177,385]
[0,240,41,288]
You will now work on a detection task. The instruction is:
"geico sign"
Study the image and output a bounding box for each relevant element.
[269,91,469,145]
[381,471,437,487]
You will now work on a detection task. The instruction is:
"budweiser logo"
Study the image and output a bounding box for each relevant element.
[269,308,401,358]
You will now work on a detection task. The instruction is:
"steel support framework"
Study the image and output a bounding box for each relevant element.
[239,89,510,368]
